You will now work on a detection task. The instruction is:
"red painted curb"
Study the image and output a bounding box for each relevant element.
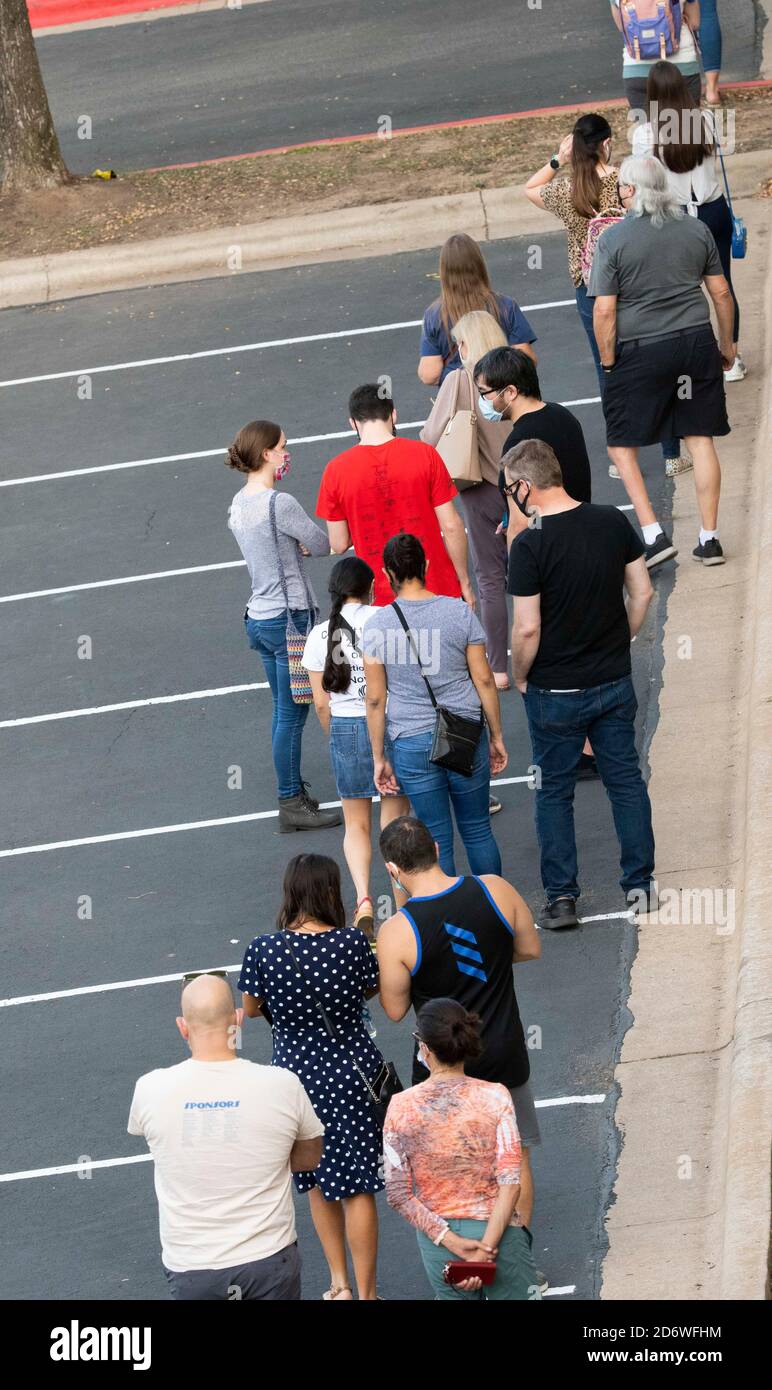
[142,80,772,176]
[28,0,200,28]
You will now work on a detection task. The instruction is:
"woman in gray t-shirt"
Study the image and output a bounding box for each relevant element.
[226,419,341,832]
[363,533,507,875]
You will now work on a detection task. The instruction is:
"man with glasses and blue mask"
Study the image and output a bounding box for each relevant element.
[474,347,592,552]
[504,437,656,930]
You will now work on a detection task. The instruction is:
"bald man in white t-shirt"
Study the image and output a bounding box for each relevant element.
[128,973,324,1300]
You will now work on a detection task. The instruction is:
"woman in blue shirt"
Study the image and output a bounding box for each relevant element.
[417,233,537,387]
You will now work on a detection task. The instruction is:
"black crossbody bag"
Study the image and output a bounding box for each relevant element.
[391,601,484,778]
[283,932,403,1128]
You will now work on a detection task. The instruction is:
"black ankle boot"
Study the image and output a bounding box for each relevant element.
[278,792,342,833]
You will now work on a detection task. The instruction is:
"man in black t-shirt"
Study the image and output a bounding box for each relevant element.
[474,347,591,548]
[504,438,656,929]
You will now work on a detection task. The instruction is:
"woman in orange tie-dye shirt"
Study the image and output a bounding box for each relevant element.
[384,998,541,1301]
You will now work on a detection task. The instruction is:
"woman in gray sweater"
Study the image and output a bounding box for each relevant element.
[227,420,342,832]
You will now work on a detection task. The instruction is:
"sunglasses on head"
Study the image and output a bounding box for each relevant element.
[181,969,229,985]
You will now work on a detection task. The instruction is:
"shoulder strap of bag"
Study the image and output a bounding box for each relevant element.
[712,123,735,220]
[283,932,383,1104]
[391,601,439,710]
[268,491,318,625]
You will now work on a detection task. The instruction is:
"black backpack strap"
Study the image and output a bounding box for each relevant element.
[391,602,438,710]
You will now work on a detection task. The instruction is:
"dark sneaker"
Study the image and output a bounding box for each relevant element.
[278,793,343,833]
[626,885,659,916]
[576,753,599,781]
[541,897,580,930]
[489,794,502,815]
[644,532,678,568]
[692,538,725,566]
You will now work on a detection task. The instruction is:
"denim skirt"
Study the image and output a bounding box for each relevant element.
[329,716,396,800]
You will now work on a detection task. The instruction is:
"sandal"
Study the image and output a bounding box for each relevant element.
[322,1285,353,1300]
[354,896,375,939]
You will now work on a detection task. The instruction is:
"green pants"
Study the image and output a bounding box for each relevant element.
[417,1219,542,1301]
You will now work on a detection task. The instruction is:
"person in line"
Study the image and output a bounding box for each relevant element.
[698,0,723,108]
[473,347,592,548]
[302,557,411,936]
[590,155,735,567]
[523,114,687,478]
[128,972,324,1301]
[609,0,703,109]
[239,854,384,1301]
[633,60,744,381]
[417,232,537,387]
[226,420,342,833]
[376,815,542,1241]
[420,310,512,689]
[506,439,655,930]
[316,382,474,609]
[384,998,542,1301]
[364,534,507,877]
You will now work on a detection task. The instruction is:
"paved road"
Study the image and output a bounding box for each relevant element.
[0,233,675,1300]
[36,0,763,172]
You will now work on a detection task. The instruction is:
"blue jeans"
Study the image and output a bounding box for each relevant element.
[697,1,722,74]
[523,677,655,903]
[575,284,679,460]
[390,726,501,876]
[245,609,310,799]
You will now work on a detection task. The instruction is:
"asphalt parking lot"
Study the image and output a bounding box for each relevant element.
[36,0,762,170]
[0,231,675,1300]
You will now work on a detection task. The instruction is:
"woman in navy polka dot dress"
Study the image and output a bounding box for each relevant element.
[240,853,384,1301]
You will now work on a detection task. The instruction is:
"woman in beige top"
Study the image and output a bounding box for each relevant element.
[420,310,511,688]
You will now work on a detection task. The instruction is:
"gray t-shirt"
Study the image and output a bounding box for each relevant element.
[228,488,329,620]
[363,596,487,740]
[588,211,722,342]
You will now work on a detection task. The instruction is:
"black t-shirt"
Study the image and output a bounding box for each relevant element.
[507,502,645,689]
[498,401,592,512]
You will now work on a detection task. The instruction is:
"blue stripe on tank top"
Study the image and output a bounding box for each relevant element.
[455,961,488,983]
[399,907,423,977]
[472,875,515,935]
[443,922,477,945]
[450,942,485,965]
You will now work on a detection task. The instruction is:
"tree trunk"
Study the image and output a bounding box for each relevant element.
[0,0,69,192]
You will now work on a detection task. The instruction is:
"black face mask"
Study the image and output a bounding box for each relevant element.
[513,481,532,517]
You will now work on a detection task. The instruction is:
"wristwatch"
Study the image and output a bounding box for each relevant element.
[549,155,561,170]
[602,361,616,373]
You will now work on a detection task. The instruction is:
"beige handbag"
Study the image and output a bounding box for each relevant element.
[435,368,482,490]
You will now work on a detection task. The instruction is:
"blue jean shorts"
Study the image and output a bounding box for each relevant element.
[329,716,399,800]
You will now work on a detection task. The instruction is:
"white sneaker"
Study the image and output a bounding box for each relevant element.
[608,463,621,479]
[724,356,747,383]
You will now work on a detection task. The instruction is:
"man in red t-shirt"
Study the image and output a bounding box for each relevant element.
[316,383,473,608]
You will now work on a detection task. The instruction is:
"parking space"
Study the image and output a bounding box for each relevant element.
[0,232,674,1299]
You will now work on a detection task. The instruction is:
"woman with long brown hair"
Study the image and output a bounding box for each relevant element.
[633,59,743,380]
[239,853,386,1300]
[226,420,342,832]
[417,233,537,387]
[524,112,685,475]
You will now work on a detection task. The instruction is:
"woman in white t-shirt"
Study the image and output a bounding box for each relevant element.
[302,557,410,937]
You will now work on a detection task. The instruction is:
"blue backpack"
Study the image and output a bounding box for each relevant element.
[620,1,683,62]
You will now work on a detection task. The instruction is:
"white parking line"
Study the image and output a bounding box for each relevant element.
[0,682,269,729]
[0,559,246,604]
[0,397,602,489]
[0,1095,603,1182]
[0,302,575,390]
[544,1285,577,1297]
[0,776,533,858]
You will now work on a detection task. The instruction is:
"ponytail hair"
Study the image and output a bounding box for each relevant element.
[570,113,613,220]
[416,998,483,1066]
[322,557,375,695]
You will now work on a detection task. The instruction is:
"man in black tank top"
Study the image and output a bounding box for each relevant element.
[377,817,541,1231]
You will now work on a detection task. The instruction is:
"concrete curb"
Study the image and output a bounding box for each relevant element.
[1,150,770,309]
[600,198,772,1302]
